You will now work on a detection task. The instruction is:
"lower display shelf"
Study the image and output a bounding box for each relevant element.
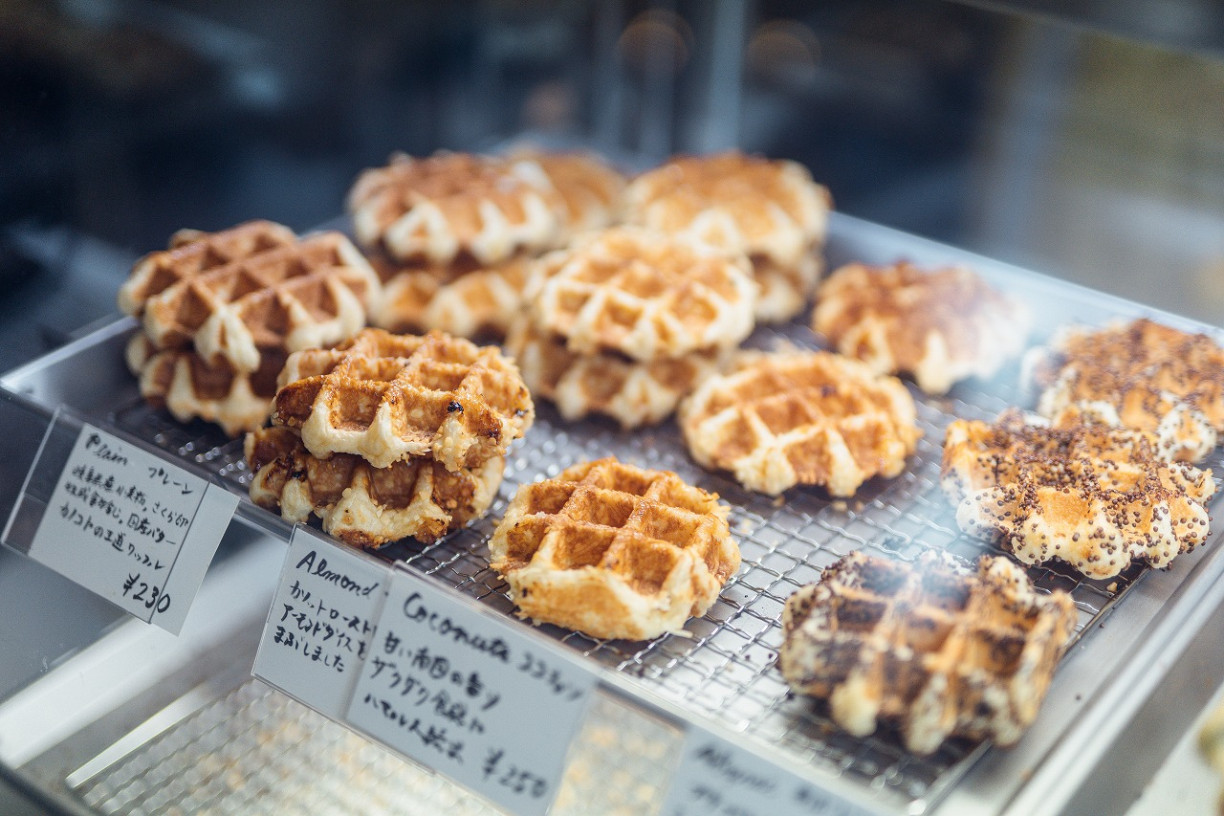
[4,213,1224,815]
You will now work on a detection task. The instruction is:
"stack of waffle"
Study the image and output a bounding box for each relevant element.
[506,226,759,428]
[349,151,625,341]
[245,328,534,548]
[623,152,832,323]
[489,457,740,641]
[118,220,381,436]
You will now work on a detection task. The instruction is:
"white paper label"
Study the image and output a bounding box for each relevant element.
[27,424,237,634]
[346,570,594,816]
[660,729,878,816]
[253,528,387,719]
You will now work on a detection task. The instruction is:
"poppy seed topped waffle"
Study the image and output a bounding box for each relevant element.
[125,334,284,437]
[505,317,726,429]
[347,152,562,266]
[780,550,1077,755]
[272,328,534,471]
[942,408,1215,579]
[246,427,502,548]
[1026,318,1224,462]
[131,227,380,373]
[488,458,740,641]
[528,226,758,361]
[679,349,920,496]
[813,262,1030,395]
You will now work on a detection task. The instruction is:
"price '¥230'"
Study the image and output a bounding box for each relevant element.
[26,425,237,634]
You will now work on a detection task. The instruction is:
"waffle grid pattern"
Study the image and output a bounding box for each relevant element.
[109,317,1221,812]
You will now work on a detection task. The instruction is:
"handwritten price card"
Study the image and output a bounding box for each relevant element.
[253,528,388,719]
[660,728,879,816]
[347,569,595,816]
[26,425,237,634]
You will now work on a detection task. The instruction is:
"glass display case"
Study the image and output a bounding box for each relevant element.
[2,2,1223,814]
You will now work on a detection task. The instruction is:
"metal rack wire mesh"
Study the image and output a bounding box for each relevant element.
[69,679,679,816]
[101,314,1219,815]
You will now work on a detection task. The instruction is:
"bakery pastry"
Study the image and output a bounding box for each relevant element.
[245,427,501,547]
[812,261,1030,395]
[526,151,626,235]
[347,152,562,265]
[942,408,1214,579]
[125,333,284,437]
[1027,318,1224,462]
[271,328,534,471]
[679,349,920,496]
[118,219,298,317]
[369,255,531,340]
[133,229,379,373]
[505,318,726,428]
[527,226,757,361]
[780,550,1077,755]
[488,458,740,641]
[623,152,831,321]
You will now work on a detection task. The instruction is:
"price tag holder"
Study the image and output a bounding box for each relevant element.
[253,527,389,719]
[660,726,880,816]
[346,568,595,816]
[23,423,237,634]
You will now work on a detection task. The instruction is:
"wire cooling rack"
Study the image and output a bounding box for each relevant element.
[102,312,1207,815]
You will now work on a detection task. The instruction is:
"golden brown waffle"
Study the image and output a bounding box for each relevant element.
[780,550,1077,755]
[813,262,1031,395]
[125,333,284,437]
[369,255,531,339]
[505,317,725,428]
[942,408,1215,579]
[527,151,626,235]
[488,458,740,641]
[245,427,502,548]
[679,349,920,496]
[118,220,297,317]
[623,152,831,269]
[1027,318,1224,462]
[134,229,379,373]
[753,253,822,324]
[272,328,534,471]
[528,226,757,361]
[347,152,562,265]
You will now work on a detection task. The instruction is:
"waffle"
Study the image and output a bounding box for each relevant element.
[1027,318,1224,462]
[813,262,1031,395]
[245,427,501,547]
[679,349,920,496]
[528,226,757,362]
[623,152,831,269]
[272,328,534,471]
[347,152,562,265]
[118,220,297,317]
[780,550,1077,755]
[134,229,379,373]
[942,408,1215,579]
[369,255,531,339]
[125,333,283,437]
[527,151,626,235]
[505,318,726,428]
[754,253,822,324]
[488,458,740,641]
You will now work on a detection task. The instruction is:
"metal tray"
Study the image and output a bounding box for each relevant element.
[3,213,1224,816]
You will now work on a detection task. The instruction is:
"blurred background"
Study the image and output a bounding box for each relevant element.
[2,0,1223,374]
